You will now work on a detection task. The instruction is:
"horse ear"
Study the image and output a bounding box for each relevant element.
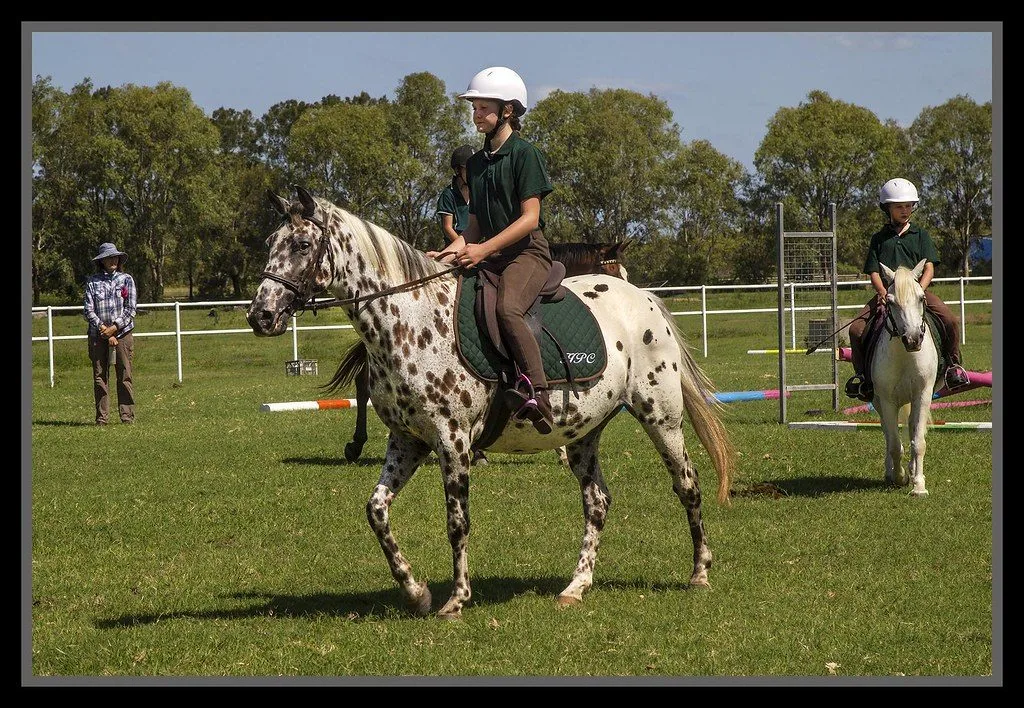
[879,262,896,285]
[617,238,633,255]
[912,258,928,279]
[292,185,318,219]
[266,189,290,216]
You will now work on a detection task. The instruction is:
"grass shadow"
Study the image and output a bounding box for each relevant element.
[32,419,95,427]
[734,475,890,498]
[94,573,694,628]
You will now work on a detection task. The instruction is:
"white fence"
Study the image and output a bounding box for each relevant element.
[31,276,993,388]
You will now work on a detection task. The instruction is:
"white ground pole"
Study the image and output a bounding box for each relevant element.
[260,399,368,412]
[788,421,991,431]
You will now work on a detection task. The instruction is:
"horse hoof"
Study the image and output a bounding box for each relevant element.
[910,489,929,498]
[688,577,711,589]
[437,610,462,621]
[555,594,581,607]
[344,443,364,462]
[406,582,432,617]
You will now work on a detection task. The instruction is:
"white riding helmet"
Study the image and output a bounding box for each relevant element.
[458,66,528,116]
[879,178,919,206]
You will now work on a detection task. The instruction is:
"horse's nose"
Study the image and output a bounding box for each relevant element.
[246,306,275,333]
[902,332,924,352]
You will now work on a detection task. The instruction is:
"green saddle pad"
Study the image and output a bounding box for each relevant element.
[454,272,607,385]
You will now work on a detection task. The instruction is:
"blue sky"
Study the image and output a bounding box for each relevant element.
[26,23,998,174]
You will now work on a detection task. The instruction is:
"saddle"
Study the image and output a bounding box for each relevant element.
[453,262,608,450]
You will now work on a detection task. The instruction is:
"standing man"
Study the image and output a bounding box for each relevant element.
[83,242,137,425]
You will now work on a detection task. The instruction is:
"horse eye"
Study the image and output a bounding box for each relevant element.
[295,240,312,253]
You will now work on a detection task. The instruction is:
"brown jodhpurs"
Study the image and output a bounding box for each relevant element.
[89,332,135,424]
[489,230,553,390]
[848,290,962,376]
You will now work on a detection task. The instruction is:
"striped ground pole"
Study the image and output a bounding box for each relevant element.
[841,398,992,416]
[259,399,369,412]
[712,390,790,403]
[789,420,991,431]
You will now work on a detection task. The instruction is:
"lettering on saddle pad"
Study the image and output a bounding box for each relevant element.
[453,272,607,385]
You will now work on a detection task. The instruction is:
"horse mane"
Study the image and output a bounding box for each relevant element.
[549,242,600,274]
[318,198,448,285]
[892,265,920,306]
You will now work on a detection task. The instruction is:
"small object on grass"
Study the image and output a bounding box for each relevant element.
[805,409,824,416]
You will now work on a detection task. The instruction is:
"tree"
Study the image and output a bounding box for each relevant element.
[754,90,904,271]
[524,88,679,244]
[662,140,747,283]
[384,72,472,248]
[101,82,225,301]
[210,107,263,157]
[908,95,992,276]
[32,76,127,304]
[286,101,394,216]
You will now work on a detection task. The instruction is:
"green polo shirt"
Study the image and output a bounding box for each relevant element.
[435,177,470,236]
[862,223,940,274]
[466,132,553,241]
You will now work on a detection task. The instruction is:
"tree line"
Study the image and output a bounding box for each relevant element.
[31,72,992,305]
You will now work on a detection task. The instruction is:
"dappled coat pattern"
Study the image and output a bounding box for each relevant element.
[247,187,735,619]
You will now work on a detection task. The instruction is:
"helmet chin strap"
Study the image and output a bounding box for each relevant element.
[485,103,512,148]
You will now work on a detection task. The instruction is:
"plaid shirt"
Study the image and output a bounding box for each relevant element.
[83,270,137,338]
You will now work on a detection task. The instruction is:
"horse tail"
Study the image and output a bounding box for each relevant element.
[321,339,368,395]
[657,299,737,506]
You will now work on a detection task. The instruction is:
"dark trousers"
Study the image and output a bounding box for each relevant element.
[89,332,135,424]
[493,233,553,389]
[849,291,962,375]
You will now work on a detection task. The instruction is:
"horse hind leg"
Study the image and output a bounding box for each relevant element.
[558,427,613,606]
[344,361,370,461]
[633,406,713,588]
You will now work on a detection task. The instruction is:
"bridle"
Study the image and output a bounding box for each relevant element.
[259,213,336,316]
[259,212,460,316]
[882,294,926,341]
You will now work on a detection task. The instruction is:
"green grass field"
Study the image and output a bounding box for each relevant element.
[28,282,997,684]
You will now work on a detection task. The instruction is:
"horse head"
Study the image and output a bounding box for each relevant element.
[598,239,632,282]
[247,186,336,337]
[880,258,928,352]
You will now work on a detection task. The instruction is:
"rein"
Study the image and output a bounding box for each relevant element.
[260,214,461,316]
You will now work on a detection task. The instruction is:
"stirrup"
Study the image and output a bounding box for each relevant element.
[845,374,866,399]
[945,364,970,390]
[503,373,536,418]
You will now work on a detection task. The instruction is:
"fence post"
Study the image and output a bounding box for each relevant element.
[960,276,967,345]
[789,282,796,350]
[47,306,55,388]
[174,302,183,383]
[701,284,708,358]
[291,315,299,361]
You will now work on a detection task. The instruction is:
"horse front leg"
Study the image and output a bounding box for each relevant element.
[907,392,931,497]
[435,442,475,619]
[876,401,905,486]
[365,433,433,616]
[559,427,612,606]
[344,361,370,462]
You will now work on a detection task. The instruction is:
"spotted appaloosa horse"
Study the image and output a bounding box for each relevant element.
[247,186,735,619]
[326,238,634,464]
[871,259,939,497]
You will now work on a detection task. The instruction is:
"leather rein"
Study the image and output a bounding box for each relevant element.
[259,214,459,316]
